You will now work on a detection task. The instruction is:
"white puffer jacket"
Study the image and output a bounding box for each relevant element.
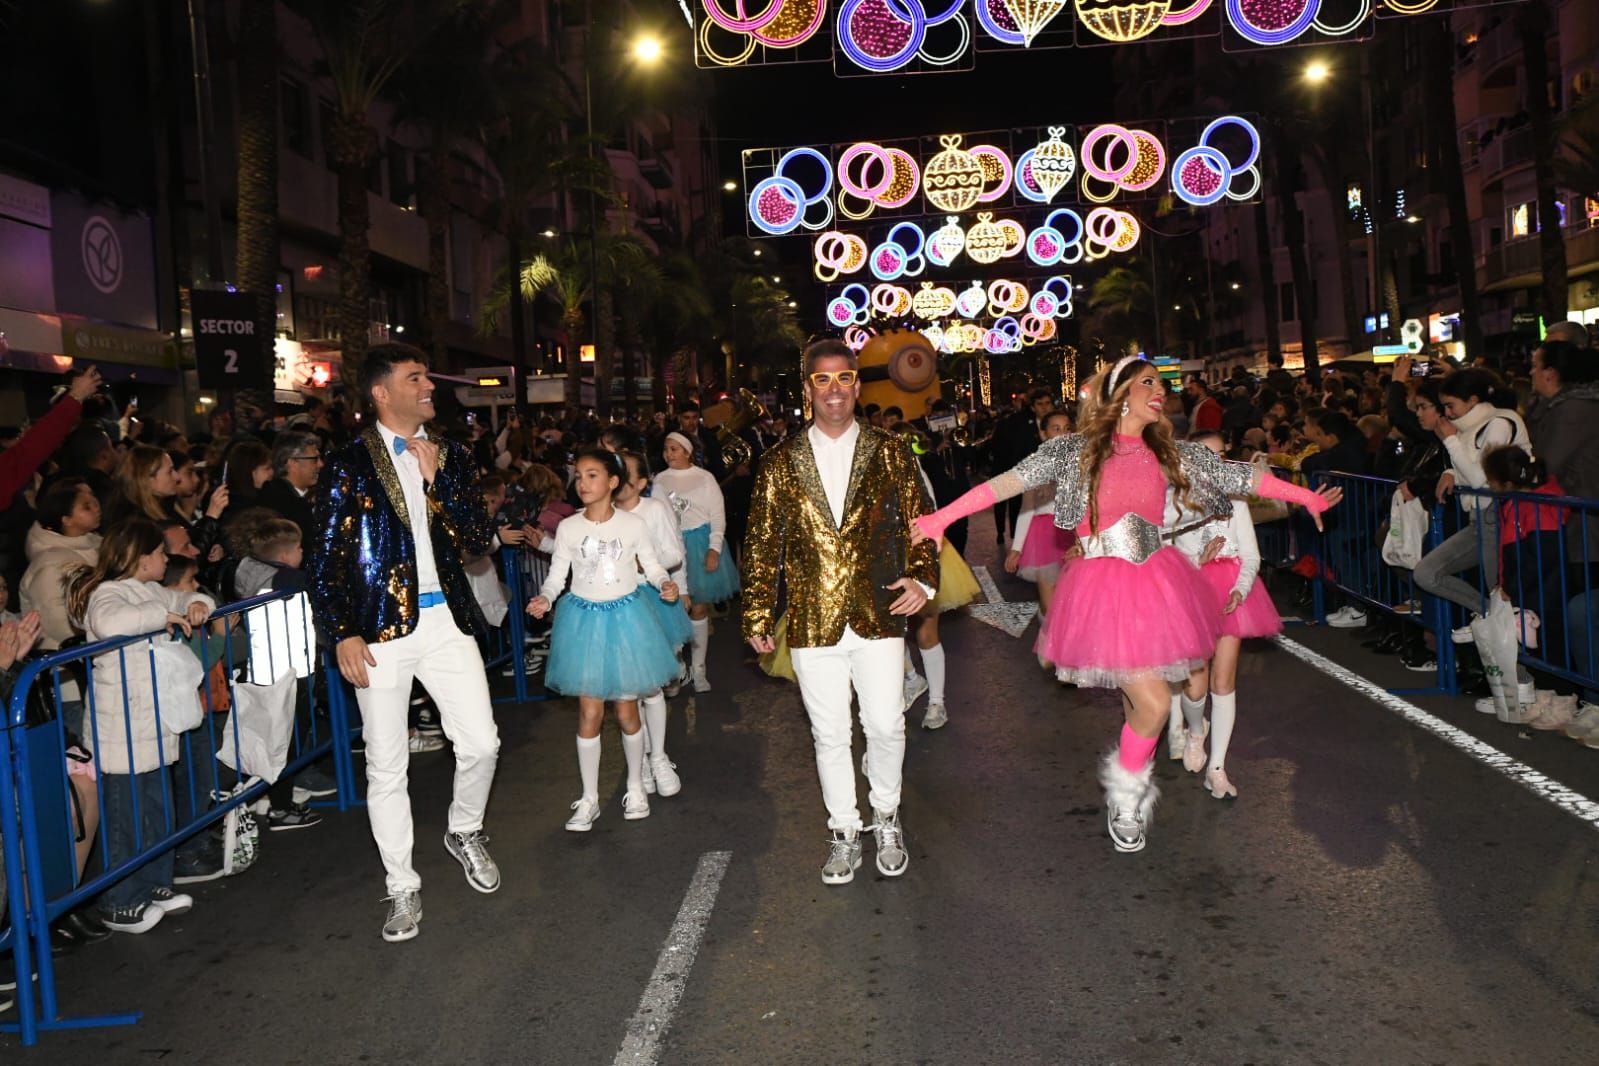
[83,579,214,774]
[19,523,101,650]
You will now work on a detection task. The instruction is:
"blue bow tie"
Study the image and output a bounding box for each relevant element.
[392,437,407,456]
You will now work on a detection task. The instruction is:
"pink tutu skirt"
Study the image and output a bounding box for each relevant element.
[1201,557,1283,640]
[1017,517,1075,583]
[1035,547,1220,688]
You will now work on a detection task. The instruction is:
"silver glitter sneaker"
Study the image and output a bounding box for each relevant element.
[381,890,422,943]
[821,829,862,885]
[444,830,501,894]
[870,809,908,877]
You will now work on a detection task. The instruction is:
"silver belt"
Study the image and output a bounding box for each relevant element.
[1078,513,1164,565]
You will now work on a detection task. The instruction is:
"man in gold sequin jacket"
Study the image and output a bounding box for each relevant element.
[743,339,938,886]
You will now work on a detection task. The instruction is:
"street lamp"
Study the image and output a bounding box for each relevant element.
[1305,60,1330,84]
[632,34,664,64]
[722,180,738,192]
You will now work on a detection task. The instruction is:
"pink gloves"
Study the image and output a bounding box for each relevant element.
[1257,472,1331,515]
[915,482,997,543]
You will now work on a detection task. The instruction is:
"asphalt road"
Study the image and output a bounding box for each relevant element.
[7,515,1599,1065]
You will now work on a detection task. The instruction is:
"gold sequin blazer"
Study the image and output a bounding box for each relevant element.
[308,426,496,646]
[741,425,939,648]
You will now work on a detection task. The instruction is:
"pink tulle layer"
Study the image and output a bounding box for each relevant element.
[1036,547,1219,688]
[1018,516,1075,569]
[1201,557,1284,640]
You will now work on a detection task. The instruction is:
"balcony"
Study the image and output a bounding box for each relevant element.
[1474,19,1522,82]
[1479,125,1536,185]
[635,139,675,190]
[1481,225,1599,291]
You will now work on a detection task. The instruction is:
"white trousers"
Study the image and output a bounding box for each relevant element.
[790,628,905,832]
[354,604,500,894]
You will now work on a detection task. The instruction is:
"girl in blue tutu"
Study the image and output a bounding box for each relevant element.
[528,450,682,831]
[615,450,691,799]
[654,432,739,692]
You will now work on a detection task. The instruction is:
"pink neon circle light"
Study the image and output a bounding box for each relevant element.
[1080,125,1139,183]
[703,0,785,34]
[837,143,895,201]
[749,0,828,46]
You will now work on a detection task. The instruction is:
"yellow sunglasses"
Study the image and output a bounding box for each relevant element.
[807,370,859,388]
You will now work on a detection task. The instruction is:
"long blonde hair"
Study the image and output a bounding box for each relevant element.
[65,517,164,628]
[114,445,172,521]
[1077,359,1192,532]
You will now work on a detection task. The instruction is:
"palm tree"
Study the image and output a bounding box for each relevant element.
[1420,18,1487,366]
[234,0,280,360]
[302,0,445,380]
[1518,0,1568,325]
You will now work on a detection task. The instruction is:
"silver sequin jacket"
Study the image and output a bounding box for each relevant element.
[1004,434,1257,531]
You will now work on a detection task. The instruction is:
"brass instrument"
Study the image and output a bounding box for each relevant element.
[701,388,767,473]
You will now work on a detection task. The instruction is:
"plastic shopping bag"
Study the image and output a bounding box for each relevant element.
[216,669,297,783]
[1470,596,1521,721]
[1382,491,1428,570]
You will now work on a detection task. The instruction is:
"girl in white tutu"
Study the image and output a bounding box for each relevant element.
[528,450,681,831]
[1164,431,1282,799]
[615,450,690,798]
[1006,409,1076,667]
[656,432,738,692]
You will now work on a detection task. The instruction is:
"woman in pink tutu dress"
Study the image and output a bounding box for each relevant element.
[915,356,1338,852]
[1004,409,1076,666]
[1164,430,1282,801]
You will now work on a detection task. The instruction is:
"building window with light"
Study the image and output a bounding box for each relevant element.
[1510,202,1535,239]
[1585,197,1599,229]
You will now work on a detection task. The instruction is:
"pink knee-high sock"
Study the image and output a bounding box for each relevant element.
[1117,723,1159,773]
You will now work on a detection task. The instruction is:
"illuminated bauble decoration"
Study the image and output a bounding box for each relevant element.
[1029,127,1076,202]
[913,281,958,320]
[838,0,926,73]
[965,212,1008,265]
[1000,0,1067,45]
[968,145,1014,203]
[1073,0,1172,43]
[1225,0,1319,46]
[955,282,987,319]
[996,218,1026,258]
[758,0,828,47]
[1121,130,1167,192]
[927,216,967,266]
[924,135,986,214]
[881,149,921,208]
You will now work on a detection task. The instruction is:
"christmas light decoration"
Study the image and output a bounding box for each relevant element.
[1224,0,1319,47]
[1121,130,1166,191]
[956,281,987,318]
[987,279,1029,316]
[1200,115,1260,173]
[748,176,806,234]
[965,213,1009,264]
[975,0,1026,45]
[750,0,828,46]
[1080,123,1139,183]
[928,216,966,265]
[923,135,986,213]
[913,281,958,319]
[968,144,1015,203]
[978,353,991,405]
[999,0,1067,45]
[1160,0,1212,24]
[697,15,758,66]
[1026,128,1076,202]
[1073,0,1172,44]
[872,283,913,316]
[1171,145,1230,206]
[813,230,870,281]
[1311,0,1368,36]
[837,0,926,73]
[870,241,908,280]
[1061,344,1078,402]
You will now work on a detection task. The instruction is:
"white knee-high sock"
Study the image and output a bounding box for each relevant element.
[641,692,669,760]
[622,728,645,795]
[1167,691,1185,743]
[921,643,946,703]
[576,735,601,802]
[1181,691,1207,735]
[1208,692,1237,772]
[690,619,709,673]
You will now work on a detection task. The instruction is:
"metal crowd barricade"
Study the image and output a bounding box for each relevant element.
[1457,484,1599,696]
[478,545,549,705]
[1256,470,1458,695]
[0,590,350,1046]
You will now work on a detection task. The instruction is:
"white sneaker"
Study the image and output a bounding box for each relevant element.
[1167,727,1187,761]
[1562,703,1599,740]
[623,791,651,821]
[1327,607,1368,629]
[691,669,711,693]
[1451,625,1475,644]
[902,672,929,708]
[565,797,601,832]
[650,757,682,797]
[640,758,656,795]
[408,732,446,754]
[921,701,948,730]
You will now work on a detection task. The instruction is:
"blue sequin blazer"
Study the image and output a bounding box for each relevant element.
[309,427,496,646]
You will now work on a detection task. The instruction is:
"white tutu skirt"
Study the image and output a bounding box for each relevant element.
[683,524,740,603]
[544,590,683,700]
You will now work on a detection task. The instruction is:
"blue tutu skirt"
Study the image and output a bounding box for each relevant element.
[647,592,693,649]
[544,590,683,700]
[683,524,740,603]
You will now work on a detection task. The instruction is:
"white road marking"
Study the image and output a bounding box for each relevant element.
[613,850,732,1065]
[967,565,1039,638]
[1274,635,1599,829]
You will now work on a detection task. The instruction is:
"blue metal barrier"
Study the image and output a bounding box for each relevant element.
[1456,484,1599,697]
[1,590,341,1045]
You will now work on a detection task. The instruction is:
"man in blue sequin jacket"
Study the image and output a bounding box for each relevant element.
[309,343,503,944]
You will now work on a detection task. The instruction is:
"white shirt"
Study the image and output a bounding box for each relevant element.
[376,420,441,594]
[653,465,727,552]
[538,508,670,605]
[623,495,687,583]
[808,419,861,527]
[1167,496,1262,600]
